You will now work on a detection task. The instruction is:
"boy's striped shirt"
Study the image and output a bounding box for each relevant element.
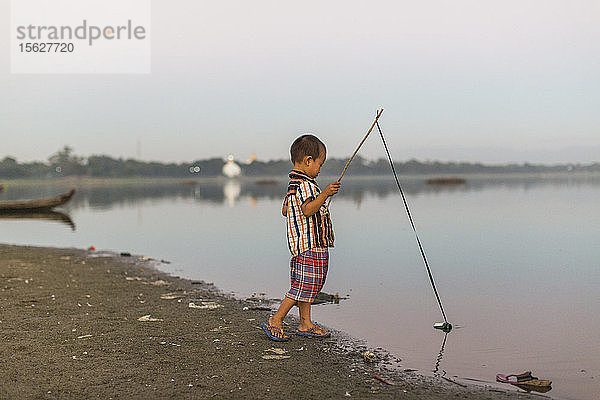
[283,169,334,256]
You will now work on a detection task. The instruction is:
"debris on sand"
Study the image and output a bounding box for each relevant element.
[150,280,170,286]
[160,292,184,300]
[264,348,287,355]
[189,301,223,310]
[137,314,163,322]
[262,354,291,360]
[262,347,290,359]
[363,351,376,363]
[373,374,394,385]
[77,334,93,339]
[125,277,170,286]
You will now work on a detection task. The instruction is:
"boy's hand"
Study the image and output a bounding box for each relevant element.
[323,181,341,197]
[301,182,341,217]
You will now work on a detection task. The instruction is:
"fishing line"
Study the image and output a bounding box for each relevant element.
[375,120,451,329]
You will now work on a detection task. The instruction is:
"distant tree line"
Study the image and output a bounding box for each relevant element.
[1,146,598,179]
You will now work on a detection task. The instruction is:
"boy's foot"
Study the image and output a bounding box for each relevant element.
[261,320,289,342]
[296,323,330,338]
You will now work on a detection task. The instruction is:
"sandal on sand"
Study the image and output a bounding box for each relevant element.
[296,324,331,338]
[496,372,552,393]
[496,372,535,383]
[261,322,289,342]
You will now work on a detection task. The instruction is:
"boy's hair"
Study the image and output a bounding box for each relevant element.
[290,134,326,164]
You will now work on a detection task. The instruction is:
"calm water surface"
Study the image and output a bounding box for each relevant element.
[1,175,599,400]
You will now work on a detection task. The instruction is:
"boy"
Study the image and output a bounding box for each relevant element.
[261,134,341,341]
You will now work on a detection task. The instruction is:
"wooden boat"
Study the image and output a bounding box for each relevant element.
[0,189,75,212]
[426,177,466,185]
[255,179,278,185]
[179,180,199,186]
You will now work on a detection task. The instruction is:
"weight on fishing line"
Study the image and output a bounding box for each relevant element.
[433,322,453,333]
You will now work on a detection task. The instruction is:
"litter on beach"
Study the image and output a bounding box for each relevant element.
[264,347,287,355]
[77,334,93,339]
[188,301,223,310]
[125,277,170,286]
[373,374,394,386]
[137,314,163,322]
[261,355,291,360]
[160,292,184,300]
[363,351,376,363]
[210,326,228,332]
[262,348,290,359]
[150,280,169,286]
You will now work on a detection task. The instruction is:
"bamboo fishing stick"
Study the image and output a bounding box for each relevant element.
[326,108,384,208]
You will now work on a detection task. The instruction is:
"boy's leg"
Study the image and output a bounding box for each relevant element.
[297,301,328,335]
[269,297,296,329]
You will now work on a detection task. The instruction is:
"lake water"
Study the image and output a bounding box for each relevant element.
[1,174,599,400]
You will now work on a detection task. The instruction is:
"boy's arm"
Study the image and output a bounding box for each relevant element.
[301,181,340,217]
[282,196,289,216]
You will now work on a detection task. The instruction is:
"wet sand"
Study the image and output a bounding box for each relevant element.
[0,244,538,399]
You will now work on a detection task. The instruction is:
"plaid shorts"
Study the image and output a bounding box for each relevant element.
[285,247,329,303]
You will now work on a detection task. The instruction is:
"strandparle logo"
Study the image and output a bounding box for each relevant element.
[10,0,151,74]
[15,19,147,46]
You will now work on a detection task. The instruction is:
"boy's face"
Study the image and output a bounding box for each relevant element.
[301,147,326,178]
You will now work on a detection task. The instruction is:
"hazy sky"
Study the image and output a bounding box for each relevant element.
[1,0,599,164]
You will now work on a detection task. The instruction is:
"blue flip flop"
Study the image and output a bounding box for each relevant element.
[296,324,331,338]
[261,322,289,342]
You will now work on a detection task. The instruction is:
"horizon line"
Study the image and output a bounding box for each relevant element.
[2,151,598,167]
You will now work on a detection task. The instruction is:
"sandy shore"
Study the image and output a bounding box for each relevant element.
[0,244,538,399]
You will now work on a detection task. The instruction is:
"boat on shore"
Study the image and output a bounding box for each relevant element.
[0,189,75,212]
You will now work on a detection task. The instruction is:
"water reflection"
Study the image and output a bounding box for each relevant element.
[433,332,449,376]
[223,180,241,207]
[0,210,75,230]
[2,174,598,211]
